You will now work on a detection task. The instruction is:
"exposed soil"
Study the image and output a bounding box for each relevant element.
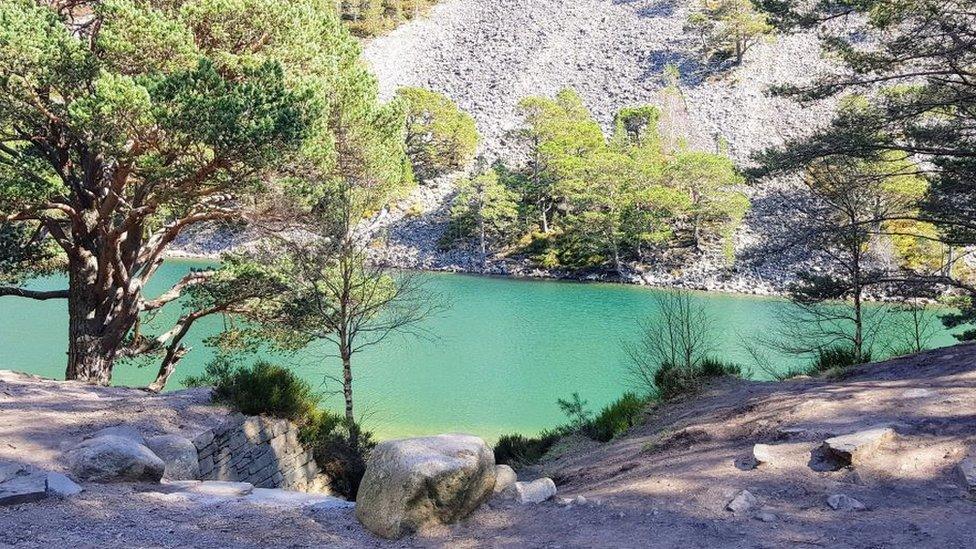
[2,343,975,548]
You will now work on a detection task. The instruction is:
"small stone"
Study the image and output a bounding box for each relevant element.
[192,430,215,451]
[823,427,896,466]
[493,464,517,494]
[902,388,935,399]
[827,493,865,511]
[726,490,758,513]
[573,495,587,506]
[501,478,557,504]
[45,472,82,497]
[755,512,777,522]
[556,497,573,506]
[957,458,976,493]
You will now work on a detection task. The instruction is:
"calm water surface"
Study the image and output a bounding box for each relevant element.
[0,261,958,439]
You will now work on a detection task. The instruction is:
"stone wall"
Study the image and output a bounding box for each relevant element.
[191,414,328,493]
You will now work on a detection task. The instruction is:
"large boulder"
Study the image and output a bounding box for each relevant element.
[355,434,496,539]
[146,435,200,480]
[64,435,165,483]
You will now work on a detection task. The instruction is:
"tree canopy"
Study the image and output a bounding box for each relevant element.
[0,0,410,384]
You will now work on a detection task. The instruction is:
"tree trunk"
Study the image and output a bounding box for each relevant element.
[65,264,123,385]
[342,352,354,424]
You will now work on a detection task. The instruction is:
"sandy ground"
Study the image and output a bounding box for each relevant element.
[2,344,975,548]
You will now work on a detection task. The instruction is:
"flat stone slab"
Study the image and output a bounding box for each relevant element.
[958,458,976,493]
[166,480,254,498]
[245,488,349,508]
[0,472,48,506]
[823,427,896,466]
[752,442,817,468]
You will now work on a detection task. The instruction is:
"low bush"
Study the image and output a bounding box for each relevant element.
[300,410,376,500]
[586,392,648,442]
[809,347,871,374]
[654,358,742,400]
[185,358,318,422]
[493,430,563,467]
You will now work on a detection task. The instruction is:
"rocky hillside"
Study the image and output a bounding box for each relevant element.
[364,0,833,164]
[361,0,839,291]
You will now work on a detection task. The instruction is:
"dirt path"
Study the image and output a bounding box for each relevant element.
[2,344,975,547]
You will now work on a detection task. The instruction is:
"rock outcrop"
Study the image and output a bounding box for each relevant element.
[355,434,496,539]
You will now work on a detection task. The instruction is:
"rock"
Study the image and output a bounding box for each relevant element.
[0,462,25,483]
[727,490,758,513]
[752,442,817,469]
[823,427,896,466]
[90,426,146,446]
[63,435,165,483]
[573,495,587,506]
[500,478,557,504]
[191,430,215,452]
[902,388,935,399]
[355,434,496,539]
[493,464,517,494]
[0,471,47,506]
[45,472,82,497]
[957,458,976,493]
[827,493,865,511]
[146,435,200,481]
[755,512,777,522]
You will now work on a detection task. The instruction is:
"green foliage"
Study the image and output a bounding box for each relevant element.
[493,430,562,468]
[397,87,478,181]
[444,167,519,253]
[341,0,439,37]
[498,88,747,272]
[187,358,319,422]
[0,0,412,384]
[300,410,376,500]
[586,392,648,442]
[686,0,773,64]
[809,347,871,374]
[556,392,593,431]
[653,358,742,400]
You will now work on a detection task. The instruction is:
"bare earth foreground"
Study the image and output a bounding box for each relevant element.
[2,344,976,548]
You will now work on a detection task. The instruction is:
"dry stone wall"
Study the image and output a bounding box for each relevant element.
[191,414,328,493]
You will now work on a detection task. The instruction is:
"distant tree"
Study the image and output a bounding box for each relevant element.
[446,166,519,267]
[397,87,479,181]
[515,90,605,234]
[665,152,749,260]
[685,0,773,64]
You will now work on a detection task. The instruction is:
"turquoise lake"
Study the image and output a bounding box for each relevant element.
[0,261,959,440]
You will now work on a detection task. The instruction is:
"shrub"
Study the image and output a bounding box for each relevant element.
[186,358,318,422]
[809,347,871,374]
[493,430,562,467]
[654,358,742,400]
[587,392,648,442]
[300,410,376,500]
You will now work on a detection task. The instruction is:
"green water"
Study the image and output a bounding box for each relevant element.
[0,261,959,439]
